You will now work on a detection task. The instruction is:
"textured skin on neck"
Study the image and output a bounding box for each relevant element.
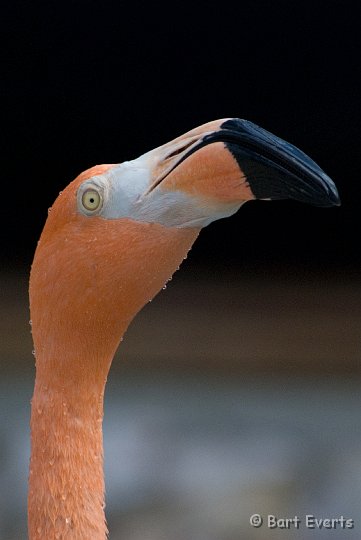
[29,378,107,539]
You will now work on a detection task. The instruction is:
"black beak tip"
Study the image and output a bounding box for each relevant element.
[327,181,341,206]
[217,118,341,209]
[324,187,341,207]
[306,169,341,208]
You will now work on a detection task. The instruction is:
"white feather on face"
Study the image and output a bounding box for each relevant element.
[76,152,243,229]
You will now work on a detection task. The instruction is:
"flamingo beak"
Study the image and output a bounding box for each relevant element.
[84,118,340,229]
[151,118,340,208]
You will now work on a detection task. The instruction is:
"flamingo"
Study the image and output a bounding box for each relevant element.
[28,118,339,539]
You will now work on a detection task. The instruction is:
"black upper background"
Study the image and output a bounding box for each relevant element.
[2,0,360,276]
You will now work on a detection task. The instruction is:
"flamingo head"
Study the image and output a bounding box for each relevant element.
[30,118,339,379]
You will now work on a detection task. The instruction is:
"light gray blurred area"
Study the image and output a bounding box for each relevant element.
[1,270,361,539]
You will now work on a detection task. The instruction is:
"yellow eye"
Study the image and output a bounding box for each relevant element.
[81,189,102,212]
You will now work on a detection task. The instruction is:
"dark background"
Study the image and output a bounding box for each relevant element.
[2,3,361,538]
[3,0,360,275]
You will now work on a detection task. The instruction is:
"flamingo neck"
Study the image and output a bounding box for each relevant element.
[28,217,200,539]
[28,366,109,540]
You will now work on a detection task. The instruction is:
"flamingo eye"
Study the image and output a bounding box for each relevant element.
[81,189,102,213]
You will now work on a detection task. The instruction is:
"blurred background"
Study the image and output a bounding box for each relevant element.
[2,0,361,538]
